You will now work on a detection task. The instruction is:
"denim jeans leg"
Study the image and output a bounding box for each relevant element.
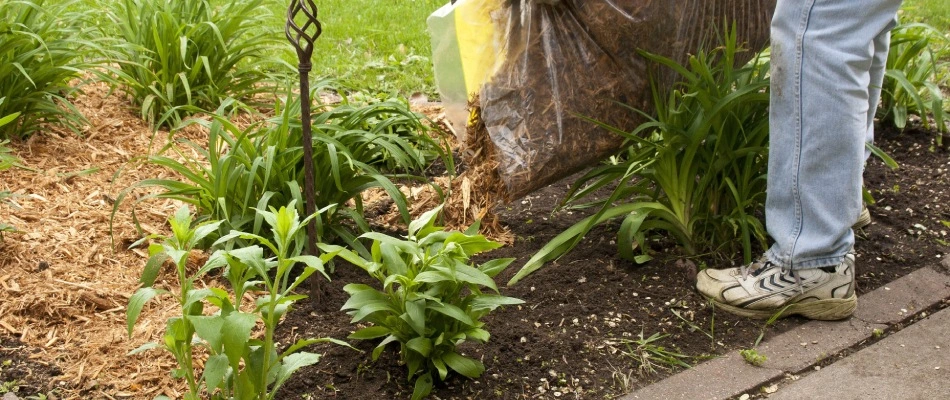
[765,0,903,270]
[865,19,897,162]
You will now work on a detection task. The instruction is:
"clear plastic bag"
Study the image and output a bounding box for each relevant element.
[434,0,775,201]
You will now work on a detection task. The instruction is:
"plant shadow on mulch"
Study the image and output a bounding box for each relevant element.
[273,125,950,400]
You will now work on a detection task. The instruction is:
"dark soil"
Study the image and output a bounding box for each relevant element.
[0,336,63,398]
[273,125,950,400]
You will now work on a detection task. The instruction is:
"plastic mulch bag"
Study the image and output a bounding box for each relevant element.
[430,0,776,202]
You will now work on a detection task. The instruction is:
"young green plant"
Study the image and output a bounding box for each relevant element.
[329,205,523,400]
[616,331,692,376]
[126,202,350,400]
[740,348,767,366]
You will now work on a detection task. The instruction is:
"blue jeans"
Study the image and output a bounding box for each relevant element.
[764,0,902,270]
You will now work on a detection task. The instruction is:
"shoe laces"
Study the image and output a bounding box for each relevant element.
[740,261,805,295]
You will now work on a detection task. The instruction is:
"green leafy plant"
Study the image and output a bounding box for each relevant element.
[616,331,692,376]
[878,21,949,146]
[329,205,523,400]
[106,0,287,128]
[739,348,767,366]
[126,202,350,400]
[116,91,449,258]
[0,0,105,138]
[510,29,771,285]
[1,106,20,239]
[305,94,450,175]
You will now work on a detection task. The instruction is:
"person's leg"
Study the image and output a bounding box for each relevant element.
[696,0,902,320]
[865,19,896,162]
[855,20,895,229]
[764,0,902,270]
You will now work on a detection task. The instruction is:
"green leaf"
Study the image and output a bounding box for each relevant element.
[408,205,443,238]
[274,352,322,390]
[404,299,426,336]
[139,252,167,287]
[509,203,644,285]
[470,294,524,311]
[444,232,502,256]
[406,337,433,357]
[360,232,418,254]
[341,284,389,311]
[193,220,224,244]
[202,354,230,391]
[411,373,434,400]
[429,303,475,326]
[189,315,224,351]
[127,287,166,337]
[452,263,498,291]
[379,242,408,276]
[414,269,454,284]
[465,328,490,343]
[866,141,899,170]
[478,258,516,278]
[372,335,399,361]
[618,207,658,262]
[0,112,20,127]
[128,341,160,355]
[442,352,485,378]
[432,356,449,380]
[222,312,258,366]
[350,300,398,323]
[183,288,215,310]
[349,326,391,340]
[287,255,326,271]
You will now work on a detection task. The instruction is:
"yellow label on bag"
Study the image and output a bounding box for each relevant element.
[454,0,504,95]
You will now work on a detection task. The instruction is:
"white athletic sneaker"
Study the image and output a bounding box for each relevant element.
[695,254,857,320]
[854,205,871,230]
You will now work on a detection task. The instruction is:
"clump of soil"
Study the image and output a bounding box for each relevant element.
[0,336,63,398]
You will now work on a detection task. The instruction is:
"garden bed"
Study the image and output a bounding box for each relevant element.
[0,82,948,400]
[273,125,950,399]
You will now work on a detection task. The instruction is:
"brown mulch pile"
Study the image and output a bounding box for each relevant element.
[0,81,204,399]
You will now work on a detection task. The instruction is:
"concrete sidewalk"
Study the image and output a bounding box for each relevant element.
[623,265,950,400]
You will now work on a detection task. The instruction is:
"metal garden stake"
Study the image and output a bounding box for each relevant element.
[286,0,324,306]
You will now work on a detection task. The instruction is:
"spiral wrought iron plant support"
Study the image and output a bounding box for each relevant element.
[286,0,324,306]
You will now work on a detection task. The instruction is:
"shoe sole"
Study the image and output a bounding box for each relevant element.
[709,294,857,321]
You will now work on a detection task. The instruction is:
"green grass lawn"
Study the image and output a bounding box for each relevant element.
[901,0,950,29]
[268,0,446,98]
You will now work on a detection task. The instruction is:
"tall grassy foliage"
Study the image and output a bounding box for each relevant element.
[0,0,104,139]
[106,0,287,128]
[878,21,949,146]
[511,31,771,284]
[118,93,448,257]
